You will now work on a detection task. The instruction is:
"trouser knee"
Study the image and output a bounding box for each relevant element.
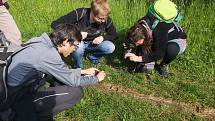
[166,42,180,58]
[101,41,115,54]
[71,86,84,102]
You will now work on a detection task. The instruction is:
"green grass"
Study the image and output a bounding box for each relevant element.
[55,88,206,121]
[9,0,215,120]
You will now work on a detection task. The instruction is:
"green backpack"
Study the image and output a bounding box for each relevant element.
[148,0,183,29]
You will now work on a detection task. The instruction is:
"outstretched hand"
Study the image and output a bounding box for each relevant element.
[81,32,88,40]
[96,71,106,82]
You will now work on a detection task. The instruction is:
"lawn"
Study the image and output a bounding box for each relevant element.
[9,0,215,120]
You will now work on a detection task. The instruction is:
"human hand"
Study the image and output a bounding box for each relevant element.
[92,36,103,44]
[124,53,142,62]
[123,43,128,49]
[81,68,99,76]
[96,71,106,82]
[124,53,136,59]
[81,32,88,40]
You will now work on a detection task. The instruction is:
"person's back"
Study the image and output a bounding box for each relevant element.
[2,24,106,121]
[7,33,60,86]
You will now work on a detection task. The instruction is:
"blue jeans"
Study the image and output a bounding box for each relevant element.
[71,40,115,68]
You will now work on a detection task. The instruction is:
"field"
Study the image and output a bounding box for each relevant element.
[9,0,215,120]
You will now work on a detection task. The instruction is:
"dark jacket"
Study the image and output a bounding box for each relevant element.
[51,8,117,41]
[125,14,187,63]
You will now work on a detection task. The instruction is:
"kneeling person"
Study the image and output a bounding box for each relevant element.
[51,0,117,68]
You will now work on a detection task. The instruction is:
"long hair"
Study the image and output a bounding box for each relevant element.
[49,24,82,47]
[127,23,152,53]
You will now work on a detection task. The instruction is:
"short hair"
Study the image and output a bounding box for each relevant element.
[49,24,82,47]
[91,0,110,16]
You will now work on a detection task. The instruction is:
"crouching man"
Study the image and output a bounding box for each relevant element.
[0,24,105,121]
[51,0,117,68]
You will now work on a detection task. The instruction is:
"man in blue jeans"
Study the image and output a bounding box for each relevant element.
[51,0,117,68]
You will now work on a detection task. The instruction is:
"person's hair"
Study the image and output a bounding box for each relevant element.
[49,24,82,47]
[127,23,152,53]
[91,0,110,16]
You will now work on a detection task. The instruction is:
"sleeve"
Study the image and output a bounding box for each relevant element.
[142,22,170,63]
[103,17,118,41]
[51,8,84,29]
[79,76,98,86]
[38,53,98,87]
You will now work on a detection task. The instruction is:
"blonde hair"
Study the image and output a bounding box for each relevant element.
[91,0,111,16]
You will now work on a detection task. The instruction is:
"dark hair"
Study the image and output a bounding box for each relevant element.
[49,23,82,47]
[127,23,152,53]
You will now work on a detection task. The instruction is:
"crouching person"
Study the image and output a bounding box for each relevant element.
[51,0,117,68]
[123,0,187,77]
[0,24,106,121]
[123,19,187,77]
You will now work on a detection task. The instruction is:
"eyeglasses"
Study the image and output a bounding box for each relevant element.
[94,14,107,21]
[72,42,79,49]
[96,16,106,21]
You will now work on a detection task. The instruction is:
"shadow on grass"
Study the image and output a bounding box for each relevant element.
[105,29,129,70]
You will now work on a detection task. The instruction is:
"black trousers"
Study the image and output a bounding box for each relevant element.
[34,85,84,121]
[0,85,84,121]
[125,42,180,73]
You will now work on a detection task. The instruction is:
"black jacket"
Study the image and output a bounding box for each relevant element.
[51,8,117,41]
[125,14,187,63]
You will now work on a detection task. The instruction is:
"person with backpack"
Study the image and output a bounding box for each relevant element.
[0,23,106,121]
[123,0,187,77]
[0,0,22,47]
[51,0,117,68]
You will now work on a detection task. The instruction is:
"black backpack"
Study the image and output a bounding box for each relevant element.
[0,31,37,104]
[0,31,12,104]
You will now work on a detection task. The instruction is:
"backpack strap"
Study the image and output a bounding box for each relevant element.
[0,41,41,103]
[144,14,160,30]
[105,18,113,29]
[139,19,153,42]
[167,21,184,34]
[75,8,87,22]
[0,30,10,47]
[151,19,159,30]
[0,65,7,103]
[6,41,41,65]
[10,42,39,57]
[2,47,7,57]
